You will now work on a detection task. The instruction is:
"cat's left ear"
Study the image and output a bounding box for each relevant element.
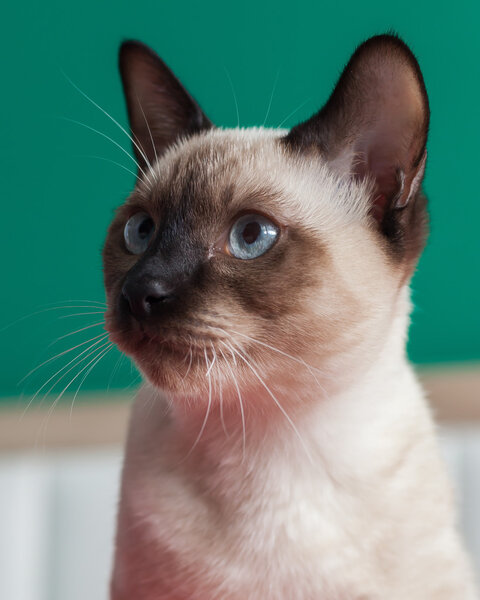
[119,40,213,174]
[284,34,429,234]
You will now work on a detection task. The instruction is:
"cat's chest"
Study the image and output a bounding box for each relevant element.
[118,451,382,600]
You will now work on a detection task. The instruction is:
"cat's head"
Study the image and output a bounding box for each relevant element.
[103,35,429,402]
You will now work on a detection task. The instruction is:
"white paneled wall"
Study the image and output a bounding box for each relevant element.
[0,449,121,600]
[0,429,479,600]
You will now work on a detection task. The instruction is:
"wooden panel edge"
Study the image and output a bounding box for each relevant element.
[0,366,479,450]
[418,364,480,424]
[0,393,133,451]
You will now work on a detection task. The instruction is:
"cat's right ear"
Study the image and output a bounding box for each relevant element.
[283,35,429,251]
[119,40,213,174]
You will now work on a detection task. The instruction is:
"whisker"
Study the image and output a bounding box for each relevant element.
[0,304,106,333]
[48,300,107,307]
[69,343,115,421]
[262,69,280,127]
[181,346,213,462]
[224,67,240,128]
[216,346,229,438]
[277,98,311,129]
[19,331,108,385]
[107,351,125,393]
[225,341,313,465]
[135,93,159,168]
[81,155,138,179]
[53,321,104,341]
[20,335,110,419]
[181,348,193,382]
[63,73,153,173]
[213,327,329,399]
[58,312,105,319]
[221,345,246,460]
[36,343,114,444]
[46,341,113,415]
[299,357,328,397]
[228,329,323,375]
[205,348,216,377]
[60,116,147,179]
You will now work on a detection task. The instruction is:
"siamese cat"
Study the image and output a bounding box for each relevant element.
[104,35,477,599]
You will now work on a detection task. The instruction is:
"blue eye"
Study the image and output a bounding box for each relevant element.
[124,212,155,254]
[228,214,280,260]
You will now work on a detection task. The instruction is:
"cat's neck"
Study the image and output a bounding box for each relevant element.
[149,287,421,478]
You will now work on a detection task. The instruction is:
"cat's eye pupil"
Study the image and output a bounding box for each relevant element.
[242,221,261,244]
[138,218,153,239]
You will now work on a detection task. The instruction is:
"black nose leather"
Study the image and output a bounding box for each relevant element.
[122,279,176,320]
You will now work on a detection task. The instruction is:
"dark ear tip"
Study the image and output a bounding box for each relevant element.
[353,33,428,112]
[354,33,420,67]
[118,39,161,70]
[359,32,405,47]
[119,39,145,57]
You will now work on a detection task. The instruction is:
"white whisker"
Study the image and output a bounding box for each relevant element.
[60,117,147,179]
[20,335,110,419]
[181,346,212,461]
[224,67,240,128]
[53,321,104,341]
[107,351,125,392]
[135,93,159,170]
[19,331,108,385]
[63,73,153,173]
[58,311,105,319]
[277,98,311,129]
[262,69,280,127]
[225,342,313,465]
[217,346,229,438]
[49,300,107,307]
[69,343,115,421]
[0,304,106,333]
[228,329,323,375]
[221,345,246,461]
[205,348,216,377]
[82,155,138,179]
[181,348,193,382]
[36,343,113,445]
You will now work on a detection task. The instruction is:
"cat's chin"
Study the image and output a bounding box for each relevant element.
[109,328,219,395]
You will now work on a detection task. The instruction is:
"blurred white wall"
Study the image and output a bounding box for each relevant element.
[0,428,479,600]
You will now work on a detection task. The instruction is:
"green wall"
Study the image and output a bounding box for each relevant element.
[1,0,479,402]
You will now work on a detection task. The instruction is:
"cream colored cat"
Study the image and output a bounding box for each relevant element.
[105,35,477,599]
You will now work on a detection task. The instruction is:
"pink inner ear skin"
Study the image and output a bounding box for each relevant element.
[371,194,388,222]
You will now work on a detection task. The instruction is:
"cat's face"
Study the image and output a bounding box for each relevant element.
[103,36,429,402]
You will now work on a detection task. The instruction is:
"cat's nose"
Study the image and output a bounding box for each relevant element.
[121,279,176,320]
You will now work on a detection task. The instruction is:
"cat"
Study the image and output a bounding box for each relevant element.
[104,34,478,599]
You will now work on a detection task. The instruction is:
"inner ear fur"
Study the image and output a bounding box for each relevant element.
[284,34,430,254]
[119,40,213,174]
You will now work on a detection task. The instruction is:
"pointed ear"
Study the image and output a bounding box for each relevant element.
[119,40,213,174]
[284,34,429,238]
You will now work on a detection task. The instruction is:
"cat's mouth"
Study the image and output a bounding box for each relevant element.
[140,330,218,360]
[110,322,219,357]
[105,310,229,386]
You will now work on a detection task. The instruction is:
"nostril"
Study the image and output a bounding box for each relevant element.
[146,293,175,305]
[122,279,177,320]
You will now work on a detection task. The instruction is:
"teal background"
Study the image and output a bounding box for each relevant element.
[1,0,479,402]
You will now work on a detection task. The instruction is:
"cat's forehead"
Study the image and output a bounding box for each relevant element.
[130,127,369,232]
[136,129,286,213]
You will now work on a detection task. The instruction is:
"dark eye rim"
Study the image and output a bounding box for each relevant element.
[224,210,285,260]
